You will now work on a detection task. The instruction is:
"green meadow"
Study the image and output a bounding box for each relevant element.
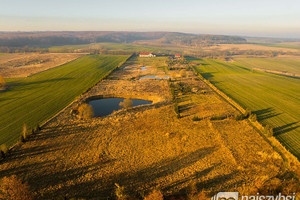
[235,57,300,75]
[49,42,182,54]
[0,55,130,147]
[190,58,300,158]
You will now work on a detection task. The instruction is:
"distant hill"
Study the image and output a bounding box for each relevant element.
[158,32,246,45]
[0,31,247,48]
[245,36,300,43]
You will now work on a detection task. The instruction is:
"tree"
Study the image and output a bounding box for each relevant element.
[0,144,8,159]
[115,183,128,200]
[0,175,33,200]
[78,103,94,119]
[20,124,28,142]
[249,114,257,122]
[265,125,274,137]
[119,99,133,109]
[0,75,5,90]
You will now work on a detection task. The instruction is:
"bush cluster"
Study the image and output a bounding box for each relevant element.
[0,175,33,200]
[78,103,94,119]
[210,114,228,121]
[192,116,201,121]
[265,125,274,137]
[0,144,8,159]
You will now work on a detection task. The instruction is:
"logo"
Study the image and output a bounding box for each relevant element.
[211,192,239,200]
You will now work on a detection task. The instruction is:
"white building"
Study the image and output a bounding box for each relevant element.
[139,52,156,57]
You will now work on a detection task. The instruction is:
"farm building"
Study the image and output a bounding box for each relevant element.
[175,54,181,58]
[139,52,156,57]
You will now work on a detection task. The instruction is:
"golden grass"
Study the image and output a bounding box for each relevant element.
[204,44,300,52]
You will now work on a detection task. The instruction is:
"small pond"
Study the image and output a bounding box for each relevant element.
[139,75,161,80]
[88,98,152,117]
[141,66,148,70]
[124,66,137,70]
[139,75,171,80]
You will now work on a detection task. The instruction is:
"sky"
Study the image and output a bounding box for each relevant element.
[0,0,300,38]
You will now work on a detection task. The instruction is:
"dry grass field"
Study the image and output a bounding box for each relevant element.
[0,53,84,78]
[0,56,299,199]
[203,44,300,52]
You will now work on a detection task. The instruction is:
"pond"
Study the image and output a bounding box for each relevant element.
[141,66,148,70]
[88,98,152,117]
[139,75,161,80]
[124,66,137,70]
[139,75,171,80]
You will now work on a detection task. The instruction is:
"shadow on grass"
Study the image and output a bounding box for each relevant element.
[33,147,216,199]
[253,107,281,121]
[274,121,299,136]
[201,72,215,79]
[32,123,100,142]
[179,103,195,113]
[6,77,73,91]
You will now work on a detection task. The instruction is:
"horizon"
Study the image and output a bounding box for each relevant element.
[1,0,300,39]
[0,30,299,40]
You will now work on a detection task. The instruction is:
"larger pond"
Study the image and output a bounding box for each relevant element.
[88,98,152,117]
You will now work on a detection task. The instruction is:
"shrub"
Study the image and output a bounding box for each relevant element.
[0,144,8,159]
[144,190,163,200]
[19,124,28,142]
[265,125,274,137]
[0,175,33,200]
[174,102,179,114]
[78,103,94,119]
[115,183,128,200]
[249,114,257,122]
[170,84,175,101]
[119,99,133,109]
[244,108,251,118]
[0,75,5,90]
[71,103,79,114]
[35,124,41,132]
[192,116,201,121]
[210,115,227,120]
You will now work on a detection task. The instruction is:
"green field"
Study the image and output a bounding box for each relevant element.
[49,42,182,54]
[190,58,300,158]
[235,57,300,75]
[0,55,130,147]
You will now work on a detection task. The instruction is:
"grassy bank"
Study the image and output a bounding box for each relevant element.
[0,54,130,146]
[190,58,300,159]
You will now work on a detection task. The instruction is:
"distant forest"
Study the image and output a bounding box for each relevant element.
[0,31,247,51]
